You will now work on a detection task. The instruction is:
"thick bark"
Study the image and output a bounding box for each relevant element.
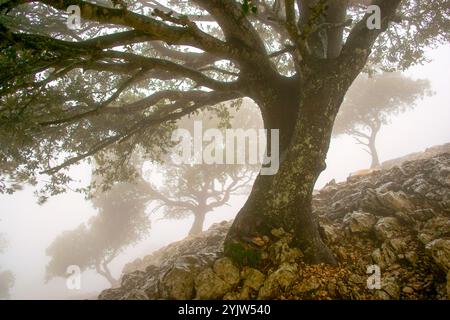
[225,73,350,266]
[224,0,403,268]
[325,0,349,58]
[189,209,207,236]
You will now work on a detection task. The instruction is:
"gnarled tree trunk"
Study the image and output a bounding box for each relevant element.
[225,71,353,266]
[189,209,207,236]
[368,124,381,168]
[223,0,404,265]
[368,137,380,168]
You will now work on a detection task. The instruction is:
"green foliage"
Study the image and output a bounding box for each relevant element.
[340,0,450,72]
[224,241,261,267]
[241,0,258,16]
[0,0,447,200]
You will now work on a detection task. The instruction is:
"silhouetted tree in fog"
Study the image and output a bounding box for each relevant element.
[144,104,260,235]
[333,72,431,168]
[147,162,255,235]
[0,231,15,299]
[46,103,260,285]
[45,180,151,286]
[0,270,14,299]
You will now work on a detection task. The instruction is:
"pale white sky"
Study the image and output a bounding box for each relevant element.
[0,44,449,299]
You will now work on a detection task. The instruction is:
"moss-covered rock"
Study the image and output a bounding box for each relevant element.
[213,257,240,287]
[241,267,266,291]
[258,263,298,299]
[195,268,229,299]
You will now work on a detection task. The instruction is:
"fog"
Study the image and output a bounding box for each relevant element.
[0,44,449,300]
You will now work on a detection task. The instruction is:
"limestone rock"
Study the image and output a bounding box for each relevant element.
[425,239,450,272]
[388,237,409,254]
[381,278,401,299]
[377,191,415,213]
[267,235,302,264]
[241,267,265,291]
[418,217,450,245]
[373,277,400,300]
[371,243,397,269]
[213,257,240,287]
[195,268,228,299]
[320,224,341,243]
[402,286,414,294]
[374,217,404,241]
[161,266,195,300]
[343,211,377,233]
[258,263,298,299]
[223,292,241,300]
[409,208,436,222]
[293,276,321,294]
[120,270,146,291]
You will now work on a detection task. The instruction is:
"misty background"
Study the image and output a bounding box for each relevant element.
[0,44,449,299]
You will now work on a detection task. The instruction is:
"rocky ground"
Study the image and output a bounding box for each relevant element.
[380,142,450,170]
[99,151,450,300]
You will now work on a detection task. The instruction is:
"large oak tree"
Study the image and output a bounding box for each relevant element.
[0,0,448,265]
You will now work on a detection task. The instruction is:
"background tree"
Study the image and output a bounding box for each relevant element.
[0,0,448,265]
[46,103,260,285]
[46,180,151,286]
[0,231,15,299]
[0,232,6,252]
[0,270,14,299]
[333,72,431,168]
[143,103,260,235]
[147,162,256,235]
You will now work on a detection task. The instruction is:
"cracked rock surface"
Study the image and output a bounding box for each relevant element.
[99,151,450,300]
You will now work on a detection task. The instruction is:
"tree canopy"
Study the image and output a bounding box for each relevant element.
[45,179,151,285]
[333,72,432,167]
[0,0,447,198]
[1,0,449,265]
[144,104,261,234]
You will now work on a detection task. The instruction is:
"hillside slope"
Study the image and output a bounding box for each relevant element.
[99,151,450,300]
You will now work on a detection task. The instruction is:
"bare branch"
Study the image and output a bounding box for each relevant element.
[340,0,403,73]
[36,0,241,61]
[40,90,241,174]
[145,183,197,211]
[39,68,148,126]
[150,42,217,68]
[99,50,241,91]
